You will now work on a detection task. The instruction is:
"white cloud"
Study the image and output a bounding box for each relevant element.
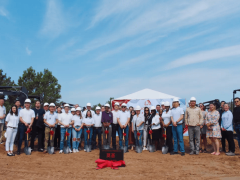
[26,47,32,55]
[0,6,8,17]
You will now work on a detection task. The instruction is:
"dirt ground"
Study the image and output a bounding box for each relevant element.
[0,137,240,180]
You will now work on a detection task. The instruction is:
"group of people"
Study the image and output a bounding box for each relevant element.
[0,96,239,157]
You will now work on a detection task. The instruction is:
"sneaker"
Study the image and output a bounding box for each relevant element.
[76,149,79,152]
[174,152,179,155]
[7,153,12,156]
[189,151,194,155]
[143,147,147,151]
[181,152,185,156]
[38,149,44,152]
[73,149,76,153]
[59,150,63,154]
[69,149,73,153]
[195,151,199,155]
[84,149,86,152]
[226,152,235,156]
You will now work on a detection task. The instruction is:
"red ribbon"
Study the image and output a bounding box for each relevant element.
[95,159,125,170]
[65,132,70,137]
[50,130,54,135]
[123,133,126,136]
[149,130,153,135]
[86,130,90,134]
[105,130,109,134]
[162,134,167,138]
[137,132,141,136]
[25,129,31,134]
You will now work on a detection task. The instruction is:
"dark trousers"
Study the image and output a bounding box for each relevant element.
[54,125,61,148]
[221,130,235,153]
[166,126,173,152]
[18,124,28,151]
[92,127,102,149]
[30,124,44,150]
[112,124,118,149]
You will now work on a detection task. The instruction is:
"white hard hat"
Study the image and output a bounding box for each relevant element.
[49,103,55,107]
[161,102,165,105]
[44,102,49,106]
[86,103,91,107]
[173,98,179,102]
[121,103,127,107]
[164,101,170,106]
[135,105,141,111]
[96,106,101,110]
[64,104,70,107]
[114,102,119,106]
[151,106,156,110]
[71,108,76,112]
[76,107,81,111]
[25,99,31,103]
[190,97,196,101]
[104,103,110,107]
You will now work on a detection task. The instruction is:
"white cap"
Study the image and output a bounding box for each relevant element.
[64,104,70,107]
[49,103,55,107]
[96,106,101,110]
[161,102,165,105]
[114,102,119,106]
[76,107,81,111]
[190,97,196,101]
[173,98,179,102]
[164,101,170,106]
[135,105,141,111]
[104,103,110,107]
[121,103,127,107]
[25,99,31,103]
[86,103,91,107]
[44,102,49,106]
[71,108,76,112]
[150,106,156,110]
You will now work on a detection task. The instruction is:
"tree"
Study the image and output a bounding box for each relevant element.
[18,67,61,104]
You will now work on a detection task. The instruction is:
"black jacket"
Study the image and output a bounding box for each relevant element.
[233,106,240,124]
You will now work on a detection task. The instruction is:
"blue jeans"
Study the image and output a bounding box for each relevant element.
[84,127,93,149]
[92,127,102,149]
[172,124,185,153]
[60,127,72,150]
[72,126,82,149]
[235,124,240,148]
[134,130,143,146]
[118,125,129,148]
[18,123,28,151]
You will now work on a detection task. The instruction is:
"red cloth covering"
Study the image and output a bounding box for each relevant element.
[25,128,31,134]
[50,130,54,135]
[65,132,70,137]
[95,159,125,170]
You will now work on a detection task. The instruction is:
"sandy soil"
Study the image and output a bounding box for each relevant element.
[0,137,240,180]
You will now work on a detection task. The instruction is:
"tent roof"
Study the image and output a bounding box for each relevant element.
[115,88,179,100]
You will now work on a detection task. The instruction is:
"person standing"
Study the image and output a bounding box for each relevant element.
[43,103,58,153]
[17,99,35,155]
[117,103,130,151]
[221,104,235,156]
[162,101,173,155]
[58,104,73,154]
[72,107,83,152]
[0,98,6,144]
[218,101,226,126]
[143,107,151,150]
[132,106,144,148]
[171,98,185,156]
[92,106,102,150]
[5,105,19,156]
[83,103,95,117]
[112,102,120,150]
[71,108,76,115]
[83,110,95,151]
[161,102,165,111]
[101,104,113,149]
[233,97,240,150]
[185,97,203,155]
[54,107,62,150]
[129,110,136,150]
[199,103,207,153]
[206,103,221,155]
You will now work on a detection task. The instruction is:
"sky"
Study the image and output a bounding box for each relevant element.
[1,0,240,106]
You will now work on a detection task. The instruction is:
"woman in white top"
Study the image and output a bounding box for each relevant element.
[54,107,62,150]
[71,107,83,153]
[162,102,173,154]
[132,106,144,148]
[5,105,19,156]
[83,110,95,151]
[150,106,161,151]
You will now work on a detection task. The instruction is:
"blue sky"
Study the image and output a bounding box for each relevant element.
[1,0,240,106]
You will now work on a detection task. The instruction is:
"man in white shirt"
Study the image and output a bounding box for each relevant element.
[92,106,102,150]
[82,103,95,118]
[112,102,120,150]
[58,104,73,153]
[43,103,58,153]
[0,98,6,144]
[117,103,130,150]
[17,99,35,155]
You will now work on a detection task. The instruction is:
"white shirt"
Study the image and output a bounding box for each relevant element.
[151,115,161,130]
[82,110,95,118]
[0,105,6,123]
[93,113,102,127]
[58,112,73,128]
[132,114,144,131]
[72,115,83,127]
[112,110,119,124]
[44,111,58,126]
[162,110,172,126]
[83,117,95,126]
[6,113,19,127]
[19,108,35,124]
[117,111,130,125]
[171,107,184,124]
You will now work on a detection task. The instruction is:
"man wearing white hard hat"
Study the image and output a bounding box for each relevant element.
[17,99,35,155]
[58,103,74,153]
[92,106,102,150]
[132,106,144,148]
[185,97,203,155]
[71,108,76,115]
[43,103,59,153]
[171,98,185,156]
[82,103,95,118]
[43,103,49,113]
[117,103,130,150]
[161,102,165,111]
[112,102,120,149]
[101,104,113,148]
